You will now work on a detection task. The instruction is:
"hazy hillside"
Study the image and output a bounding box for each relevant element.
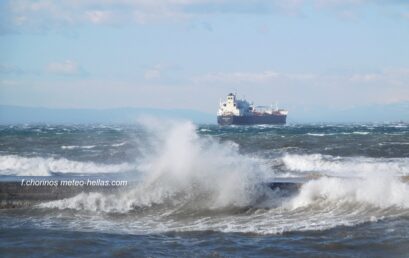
[0,105,215,124]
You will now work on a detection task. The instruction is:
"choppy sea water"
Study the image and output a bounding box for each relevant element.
[1,121,409,257]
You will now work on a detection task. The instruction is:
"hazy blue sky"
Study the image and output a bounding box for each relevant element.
[1,0,409,117]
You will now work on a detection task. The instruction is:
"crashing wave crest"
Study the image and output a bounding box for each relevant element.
[0,155,134,176]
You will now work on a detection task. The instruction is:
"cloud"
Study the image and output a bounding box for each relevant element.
[0,80,20,86]
[349,73,381,82]
[46,60,85,76]
[314,0,366,8]
[193,70,319,84]
[143,63,180,81]
[144,68,161,80]
[348,68,409,86]
[194,70,280,84]
[85,10,113,24]
[2,0,193,32]
[196,68,409,85]
[192,68,409,108]
[0,64,25,75]
[5,0,408,33]
[314,0,409,8]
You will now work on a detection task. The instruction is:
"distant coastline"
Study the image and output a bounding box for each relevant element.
[1,103,408,124]
[0,105,215,124]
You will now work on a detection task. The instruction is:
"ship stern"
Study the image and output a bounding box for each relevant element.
[217,115,234,125]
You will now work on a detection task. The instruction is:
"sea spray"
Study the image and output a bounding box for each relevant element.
[16,123,409,235]
[288,171,409,210]
[0,155,134,176]
[41,120,273,212]
[282,153,409,177]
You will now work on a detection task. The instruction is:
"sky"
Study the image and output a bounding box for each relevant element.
[1,0,409,121]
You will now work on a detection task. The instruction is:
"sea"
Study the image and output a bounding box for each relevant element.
[1,120,409,257]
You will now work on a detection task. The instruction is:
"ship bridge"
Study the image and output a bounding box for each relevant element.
[217,93,251,116]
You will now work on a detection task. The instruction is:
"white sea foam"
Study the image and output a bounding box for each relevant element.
[306,133,326,136]
[38,122,409,235]
[0,155,134,176]
[352,131,370,135]
[379,142,409,146]
[282,153,409,177]
[306,132,372,136]
[111,142,127,147]
[61,145,96,150]
[41,120,272,212]
[289,173,409,210]
[40,170,409,235]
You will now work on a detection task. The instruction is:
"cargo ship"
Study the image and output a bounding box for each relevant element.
[217,93,288,125]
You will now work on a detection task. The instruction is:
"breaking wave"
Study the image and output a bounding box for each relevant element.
[41,169,409,234]
[282,153,409,177]
[290,173,409,210]
[37,122,409,234]
[41,120,273,212]
[0,155,135,176]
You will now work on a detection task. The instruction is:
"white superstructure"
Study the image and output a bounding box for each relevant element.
[217,93,251,116]
[217,93,288,116]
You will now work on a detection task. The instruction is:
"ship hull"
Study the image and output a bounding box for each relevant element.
[217,115,286,125]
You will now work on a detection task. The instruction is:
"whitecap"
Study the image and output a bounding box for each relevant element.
[0,155,135,176]
[61,145,96,150]
[282,153,409,177]
[111,142,127,147]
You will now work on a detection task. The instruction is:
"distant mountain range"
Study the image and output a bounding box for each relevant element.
[0,105,215,124]
[288,101,409,123]
[0,102,407,124]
